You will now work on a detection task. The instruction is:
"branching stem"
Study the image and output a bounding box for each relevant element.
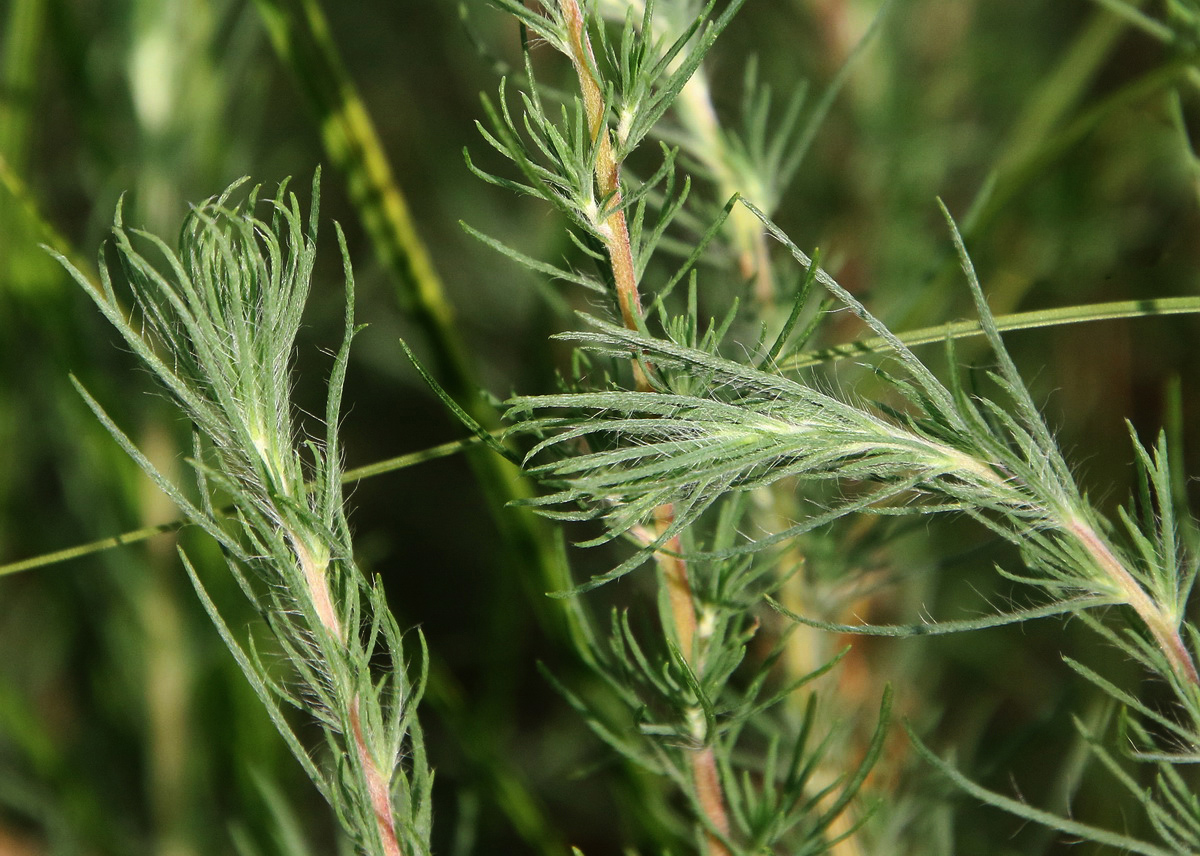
[562,0,642,333]
[1064,515,1199,686]
[558,4,730,850]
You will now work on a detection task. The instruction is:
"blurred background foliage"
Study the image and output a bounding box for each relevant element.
[1,0,1198,853]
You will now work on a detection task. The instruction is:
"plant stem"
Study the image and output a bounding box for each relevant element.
[954,442,1198,686]
[633,510,731,856]
[782,295,1200,371]
[1064,515,1199,686]
[294,530,403,856]
[692,747,732,856]
[350,697,403,856]
[252,0,574,602]
[559,4,730,850]
[653,504,697,661]
[562,0,642,333]
[672,61,774,302]
[948,442,1198,687]
[601,0,773,300]
[293,538,342,640]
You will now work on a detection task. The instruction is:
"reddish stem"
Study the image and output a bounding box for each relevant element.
[351,697,403,856]
[1066,516,1199,686]
[558,5,733,851]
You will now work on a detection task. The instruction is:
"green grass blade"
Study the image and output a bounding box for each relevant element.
[0,436,486,577]
[780,295,1200,371]
[907,723,1178,856]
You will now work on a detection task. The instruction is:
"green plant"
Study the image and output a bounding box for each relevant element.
[4,0,1200,854]
[453,2,1200,853]
[57,176,432,856]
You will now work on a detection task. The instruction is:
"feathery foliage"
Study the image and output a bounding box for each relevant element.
[5,0,1200,853]
[465,2,1200,853]
[507,202,1198,686]
[456,2,899,853]
[54,175,432,856]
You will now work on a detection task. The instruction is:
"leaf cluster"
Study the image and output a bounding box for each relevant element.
[503,199,1200,851]
[487,0,747,159]
[465,0,753,313]
[55,176,433,856]
[546,519,890,856]
[466,73,690,297]
[461,2,1200,854]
